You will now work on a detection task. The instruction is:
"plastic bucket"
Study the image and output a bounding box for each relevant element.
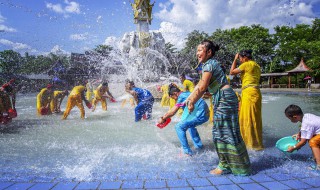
[275,136,299,153]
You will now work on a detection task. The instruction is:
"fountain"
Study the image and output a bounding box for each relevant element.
[117,0,170,82]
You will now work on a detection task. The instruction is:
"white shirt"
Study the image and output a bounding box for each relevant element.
[300,113,320,139]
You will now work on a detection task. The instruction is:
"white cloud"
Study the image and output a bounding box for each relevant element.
[0,39,36,52]
[0,13,17,32]
[50,45,70,55]
[154,0,318,49]
[70,32,88,41]
[0,25,17,32]
[46,0,80,17]
[64,0,81,14]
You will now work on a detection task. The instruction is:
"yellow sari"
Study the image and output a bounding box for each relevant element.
[238,60,263,150]
[160,84,170,107]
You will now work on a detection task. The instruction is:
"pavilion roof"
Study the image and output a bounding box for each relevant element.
[287,58,311,73]
[261,72,288,77]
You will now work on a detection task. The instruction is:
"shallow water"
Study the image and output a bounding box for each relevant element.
[0,92,319,181]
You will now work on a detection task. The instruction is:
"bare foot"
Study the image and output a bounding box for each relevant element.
[210,168,223,175]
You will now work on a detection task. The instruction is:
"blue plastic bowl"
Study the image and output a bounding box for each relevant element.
[275,136,299,153]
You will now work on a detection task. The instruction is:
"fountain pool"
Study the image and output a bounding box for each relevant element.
[0,90,319,182]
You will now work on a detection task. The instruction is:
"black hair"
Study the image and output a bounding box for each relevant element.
[168,84,181,96]
[64,90,69,96]
[3,85,13,93]
[125,79,134,86]
[220,64,227,73]
[200,39,220,57]
[285,104,303,117]
[102,82,108,86]
[239,49,253,59]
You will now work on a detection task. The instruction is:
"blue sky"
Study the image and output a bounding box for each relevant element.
[0,0,319,55]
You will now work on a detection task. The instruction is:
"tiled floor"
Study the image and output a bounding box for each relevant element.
[1,169,320,190]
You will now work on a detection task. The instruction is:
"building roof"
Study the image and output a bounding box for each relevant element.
[261,72,288,77]
[287,58,311,73]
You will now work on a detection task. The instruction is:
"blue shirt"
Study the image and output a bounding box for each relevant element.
[133,87,153,102]
[177,91,208,119]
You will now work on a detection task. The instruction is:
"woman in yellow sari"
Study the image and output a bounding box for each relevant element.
[230,50,263,151]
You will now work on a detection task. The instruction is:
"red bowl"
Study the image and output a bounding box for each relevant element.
[156,118,171,129]
[40,107,49,115]
[8,109,17,118]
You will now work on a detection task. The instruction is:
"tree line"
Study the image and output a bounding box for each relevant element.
[1,19,319,82]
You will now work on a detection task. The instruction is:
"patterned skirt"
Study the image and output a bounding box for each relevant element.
[212,87,251,175]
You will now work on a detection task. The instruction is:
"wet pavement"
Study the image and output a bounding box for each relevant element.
[0,167,319,189]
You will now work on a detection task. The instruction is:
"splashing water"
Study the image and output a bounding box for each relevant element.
[0,92,319,181]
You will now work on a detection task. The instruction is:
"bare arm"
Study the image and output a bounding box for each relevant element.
[126,89,138,104]
[186,71,211,112]
[81,91,89,104]
[158,106,180,124]
[230,53,241,75]
[287,138,307,152]
[105,89,114,99]
[11,92,16,109]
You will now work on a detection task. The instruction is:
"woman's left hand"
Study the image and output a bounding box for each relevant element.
[187,100,194,113]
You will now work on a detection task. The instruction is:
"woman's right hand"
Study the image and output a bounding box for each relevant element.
[158,117,165,124]
[234,53,239,60]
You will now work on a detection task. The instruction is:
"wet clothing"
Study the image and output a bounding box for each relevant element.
[0,91,12,113]
[160,84,170,107]
[62,86,86,119]
[175,91,209,154]
[238,60,263,150]
[86,82,93,102]
[300,113,320,140]
[182,79,194,92]
[203,58,251,176]
[92,84,109,111]
[50,91,67,113]
[133,87,154,122]
[37,88,54,115]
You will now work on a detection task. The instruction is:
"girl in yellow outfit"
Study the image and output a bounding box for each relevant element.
[62,85,90,119]
[159,84,170,107]
[230,50,263,150]
[37,84,54,115]
[179,73,195,92]
[50,90,68,113]
[92,82,115,112]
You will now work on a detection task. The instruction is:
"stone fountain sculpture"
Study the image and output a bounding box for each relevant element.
[119,0,169,81]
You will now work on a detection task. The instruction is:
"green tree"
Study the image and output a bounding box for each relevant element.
[224,25,275,72]
[273,18,320,76]
[0,50,23,74]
